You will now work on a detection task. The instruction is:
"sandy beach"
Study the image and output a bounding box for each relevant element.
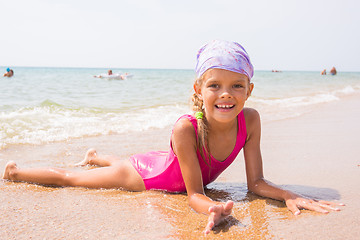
[1,93,360,239]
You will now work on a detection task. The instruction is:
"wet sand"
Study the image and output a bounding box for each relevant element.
[1,94,360,239]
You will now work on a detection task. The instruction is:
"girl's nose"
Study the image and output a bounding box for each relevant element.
[220,88,232,98]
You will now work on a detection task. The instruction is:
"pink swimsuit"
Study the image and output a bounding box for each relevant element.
[129,112,247,192]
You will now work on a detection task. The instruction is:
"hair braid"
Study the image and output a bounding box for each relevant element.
[192,79,211,169]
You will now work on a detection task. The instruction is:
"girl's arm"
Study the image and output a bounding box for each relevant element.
[172,118,233,234]
[243,108,343,214]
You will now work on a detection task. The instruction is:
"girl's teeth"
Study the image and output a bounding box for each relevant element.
[217,105,233,108]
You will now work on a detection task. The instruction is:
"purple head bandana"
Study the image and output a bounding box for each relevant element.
[195,40,254,81]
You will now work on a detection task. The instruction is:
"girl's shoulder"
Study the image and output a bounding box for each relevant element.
[242,107,261,134]
[243,107,260,119]
[171,115,198,155]
[173,115,197,137]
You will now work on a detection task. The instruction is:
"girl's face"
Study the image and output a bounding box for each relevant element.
[195,68,253,124]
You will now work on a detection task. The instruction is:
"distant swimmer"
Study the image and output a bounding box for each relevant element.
[94,69,113,78]
[330,67,337,75]
[321,69,326,75]
[94,69,121,79]
[94,70,133,80]
[3,68,14,77]
[272,69,282,73]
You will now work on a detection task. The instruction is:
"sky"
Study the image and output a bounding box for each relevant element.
[1,0,359,71]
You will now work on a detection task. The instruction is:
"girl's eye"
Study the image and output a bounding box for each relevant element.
[233,84,244,88]
[209,84,219,88]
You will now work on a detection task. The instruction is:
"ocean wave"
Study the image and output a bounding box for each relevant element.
[335,85,357,95]
[1,73,359,148]
[251,93,339,108]
[250,84,360,108]
[40,99,64,107]
[0,104,190,149]
[247,85,360,122]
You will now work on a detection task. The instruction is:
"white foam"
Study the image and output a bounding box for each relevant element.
[250,93,339,108]
[336,85,355,95]
[0,104,190,148]
[247,91,343,122]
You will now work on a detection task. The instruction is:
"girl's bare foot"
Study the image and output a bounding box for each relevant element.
[75,149,97,166]
[2,161,18,180]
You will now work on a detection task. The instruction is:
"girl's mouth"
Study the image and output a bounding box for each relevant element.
[215,104,235,109]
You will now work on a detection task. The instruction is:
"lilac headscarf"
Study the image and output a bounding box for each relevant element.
[195,40,254,81]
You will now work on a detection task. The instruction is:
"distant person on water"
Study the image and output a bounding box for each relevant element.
[94,69,130,80]
[94,69,114,78]
[3,68,14,77]
[2,40,344,236]
[330,67,337,75]
[321,69,326,75]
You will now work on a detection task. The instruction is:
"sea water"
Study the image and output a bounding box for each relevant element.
[1,67,359,149]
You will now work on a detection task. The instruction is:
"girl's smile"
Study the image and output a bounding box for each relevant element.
[215,104,235,111]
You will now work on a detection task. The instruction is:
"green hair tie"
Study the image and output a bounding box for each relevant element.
[195,112,203,120]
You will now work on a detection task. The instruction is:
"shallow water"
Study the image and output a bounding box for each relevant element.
[1,67,359,149]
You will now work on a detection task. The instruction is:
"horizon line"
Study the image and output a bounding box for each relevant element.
[1,65,359,73]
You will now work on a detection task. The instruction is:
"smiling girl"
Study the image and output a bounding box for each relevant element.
[2,40,343,235]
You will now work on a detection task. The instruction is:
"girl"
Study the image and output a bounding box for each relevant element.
[2,40,343,235]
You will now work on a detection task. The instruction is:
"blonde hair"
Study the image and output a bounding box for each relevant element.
[192,77,211,168]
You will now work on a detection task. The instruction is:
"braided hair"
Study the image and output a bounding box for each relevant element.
[192,77,211,168]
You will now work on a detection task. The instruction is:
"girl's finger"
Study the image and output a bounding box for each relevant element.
[318,200,345,206]
[223,200,233,215]
[317,202,341,211]
[208,206,215,213]
[300,201,329,214]
[287,201,301,215]
[204,219,214,235]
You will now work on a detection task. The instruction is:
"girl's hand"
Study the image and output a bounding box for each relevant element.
[204,200,234,235]
[285,193,345,215]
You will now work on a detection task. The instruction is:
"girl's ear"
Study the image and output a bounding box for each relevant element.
[193,83,203,100]
[246,82,254,99]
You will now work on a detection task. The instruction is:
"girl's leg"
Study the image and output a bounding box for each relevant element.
[75,148,121,167]
[2,160,146,191]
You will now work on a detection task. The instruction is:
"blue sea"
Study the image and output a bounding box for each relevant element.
[1,67,360,149]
